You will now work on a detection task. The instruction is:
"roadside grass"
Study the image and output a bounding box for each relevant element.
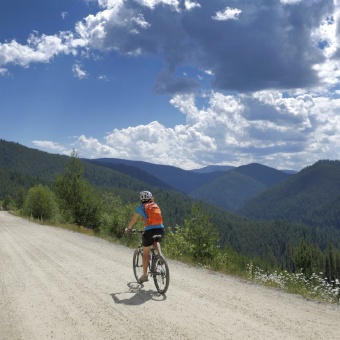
[246,262,340,304]
[10,211,340,305]
[11,210,97,236]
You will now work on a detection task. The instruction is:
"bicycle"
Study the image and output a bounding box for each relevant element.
[128,229,170,294]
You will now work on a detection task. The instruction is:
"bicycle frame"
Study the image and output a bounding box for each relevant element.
[130,229,170,294]
[135,232,158,271]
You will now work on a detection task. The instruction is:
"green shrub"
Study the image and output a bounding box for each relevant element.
[23,184,59,221]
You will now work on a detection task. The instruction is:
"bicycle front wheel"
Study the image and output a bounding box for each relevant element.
[152,254,170,294]
[133,249,143,282]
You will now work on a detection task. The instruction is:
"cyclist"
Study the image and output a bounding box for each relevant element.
[127,190,165,283]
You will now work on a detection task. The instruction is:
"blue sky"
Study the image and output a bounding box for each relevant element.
[1,0,340,171]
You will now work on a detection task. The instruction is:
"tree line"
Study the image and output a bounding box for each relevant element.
[1,151,340,290]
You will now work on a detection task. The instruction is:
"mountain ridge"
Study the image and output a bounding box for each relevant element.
[88,158,293,211]
[1,139,339,232]
[238,160,340,229]
[1,139,340,262]
[86,157,228,193]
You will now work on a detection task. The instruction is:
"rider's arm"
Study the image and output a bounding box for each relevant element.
[127,213,139,230]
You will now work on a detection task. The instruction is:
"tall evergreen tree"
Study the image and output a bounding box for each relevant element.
[179,204,220,263]
[327,244,335,283]
[54,150,102,229]
[335,253,340,280]
[285,242,295,273]
[3,195,16,210]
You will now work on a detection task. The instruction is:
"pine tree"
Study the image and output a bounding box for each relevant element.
[54,150,102,229]
[328,244,335,284]
[285,242,295,273]
[335,252,340,280]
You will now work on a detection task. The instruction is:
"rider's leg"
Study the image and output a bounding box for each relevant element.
[143,245,151,277]
[155,241,162,255]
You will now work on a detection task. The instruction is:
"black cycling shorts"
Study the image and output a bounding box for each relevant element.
[142,228,165,247]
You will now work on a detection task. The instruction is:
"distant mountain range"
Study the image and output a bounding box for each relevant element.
[1,139,340,232]
[191,164,297,175]
[85,158,293,212]
[1,139,340,259]
[239,160,340,229]
[191,165,235,173]
[85,158,228,193]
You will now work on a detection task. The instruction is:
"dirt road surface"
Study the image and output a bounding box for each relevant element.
[1,211,339,340]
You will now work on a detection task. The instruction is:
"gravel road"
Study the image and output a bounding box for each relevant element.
[0,211,339,340]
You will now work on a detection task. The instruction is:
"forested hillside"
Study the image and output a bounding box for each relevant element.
[1,139,340,282]
[239,160,340,230]
[190,171,267,211]
[0,140,192,228]
[86,157,227,193]
[231,163,291,187]
[84,159,175,190]
[87,159,292,212]
[0,139,171,198]
[0,140,68,180]
[189,163,291,211]
[191,165,235,173]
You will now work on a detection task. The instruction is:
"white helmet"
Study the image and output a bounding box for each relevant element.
[140,190,153,202]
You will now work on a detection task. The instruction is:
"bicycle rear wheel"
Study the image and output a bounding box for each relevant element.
[152,254,170,294]
[133,249,143,282]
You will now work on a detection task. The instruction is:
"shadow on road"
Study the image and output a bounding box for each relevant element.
[111,282,167,305]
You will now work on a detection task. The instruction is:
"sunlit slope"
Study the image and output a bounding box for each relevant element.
[239,160,340,228]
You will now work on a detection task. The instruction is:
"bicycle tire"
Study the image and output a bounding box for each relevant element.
[133,249,143,282]
[152,254,170,294]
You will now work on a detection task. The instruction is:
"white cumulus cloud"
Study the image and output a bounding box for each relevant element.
[71,88,340,170]
[212,7,242,21]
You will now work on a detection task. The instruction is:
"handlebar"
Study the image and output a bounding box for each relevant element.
[125,228,144,234]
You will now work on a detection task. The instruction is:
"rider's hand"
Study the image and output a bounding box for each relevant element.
[125,227,132,234]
